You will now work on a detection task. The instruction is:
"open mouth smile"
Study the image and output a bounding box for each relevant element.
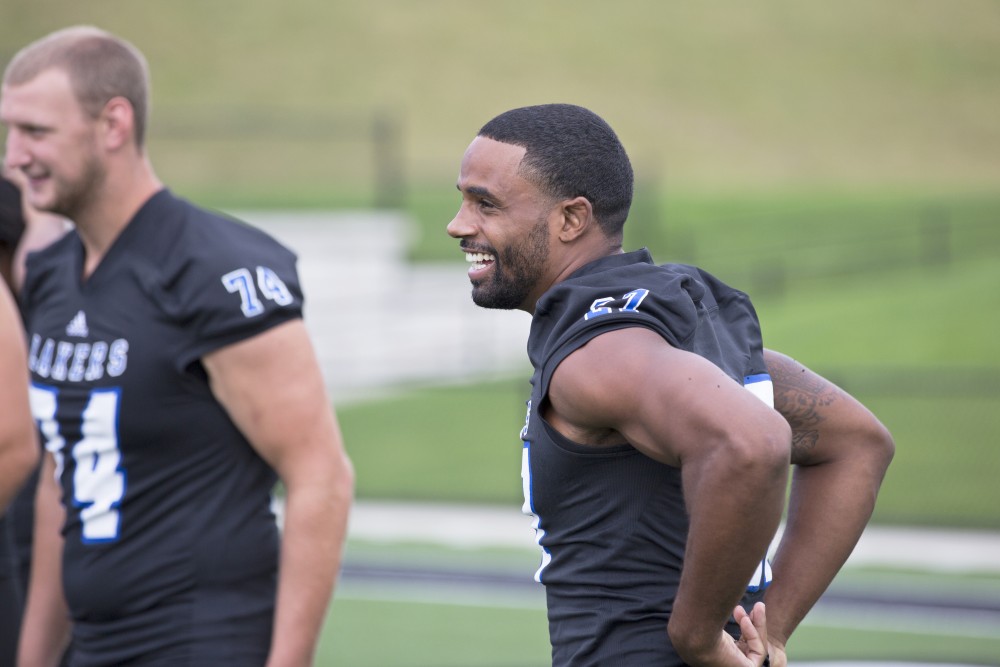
[464,251,496,274]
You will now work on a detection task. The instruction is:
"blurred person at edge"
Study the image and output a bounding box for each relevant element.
[0,174,45,667]
[0,167,70,666]
[447,103,895,666]
[1,25,354,667]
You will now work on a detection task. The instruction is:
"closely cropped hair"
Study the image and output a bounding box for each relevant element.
[478,104,634,239]
[3,25,151,147]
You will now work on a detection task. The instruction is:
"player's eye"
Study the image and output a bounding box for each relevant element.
[19,125,48,139]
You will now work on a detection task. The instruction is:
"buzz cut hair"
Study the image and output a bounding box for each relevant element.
[3,25,151,148]
[477,103,634,240]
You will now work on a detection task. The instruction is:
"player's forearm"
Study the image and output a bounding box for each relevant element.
[17,599,71,667]
[267,470,353,667]
[668,428,789,660]
[0,435,37,512]
[764,447,892,646]
[0,375,36,514]
[18,458,71,667]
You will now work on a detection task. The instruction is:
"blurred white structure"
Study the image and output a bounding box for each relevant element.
[236,210,532,403]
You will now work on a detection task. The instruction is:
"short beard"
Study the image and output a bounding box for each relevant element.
[471,218,549,310]
[46,146,105,220]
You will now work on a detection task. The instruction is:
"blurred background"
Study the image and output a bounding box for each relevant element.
[3,1,999,664]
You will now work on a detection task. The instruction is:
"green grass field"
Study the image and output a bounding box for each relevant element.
[311,541,1000,666]
[318,595,1000,666]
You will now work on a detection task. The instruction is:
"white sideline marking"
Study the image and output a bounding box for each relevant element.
[340,500,1000,574]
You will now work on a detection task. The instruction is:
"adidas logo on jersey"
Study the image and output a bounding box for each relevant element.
[66,310,89,337]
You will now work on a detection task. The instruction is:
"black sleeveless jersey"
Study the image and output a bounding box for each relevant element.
[520,249,774,666]
[21,190,302,665]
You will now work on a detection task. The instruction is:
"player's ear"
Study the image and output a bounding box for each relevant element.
[100,96,135,151]
[557,196,594,243]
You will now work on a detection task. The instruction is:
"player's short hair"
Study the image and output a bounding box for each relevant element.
[3,25,151,148]
[478,103,634,240]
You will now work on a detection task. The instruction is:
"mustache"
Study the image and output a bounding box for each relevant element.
[459,240,496,255]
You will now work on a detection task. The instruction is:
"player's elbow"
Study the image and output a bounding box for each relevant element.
[333,451,356,505]
[861,418,895,481]
[708,410,791,488]
[762,416,792,484]
[316,447,355,508]
[739,410,792,480]
[317,444,355,511]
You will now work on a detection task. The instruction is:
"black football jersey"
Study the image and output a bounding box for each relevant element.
[21,190,302,664]
[520,249,774,666]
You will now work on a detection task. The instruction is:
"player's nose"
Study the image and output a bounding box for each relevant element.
[446,203,475,239]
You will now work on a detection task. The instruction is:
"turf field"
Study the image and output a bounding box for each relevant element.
[311,540,1000,666]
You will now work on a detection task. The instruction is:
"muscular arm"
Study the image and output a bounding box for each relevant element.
[203,319,354,667]
[0,281,38,512]
[762,349,894,659]
[546,327,790,665]
[17,453,71,667]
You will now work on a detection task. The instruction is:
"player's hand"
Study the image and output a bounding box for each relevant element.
[766,640,787,667]
[733,601,769,666]
[672,603,769,666]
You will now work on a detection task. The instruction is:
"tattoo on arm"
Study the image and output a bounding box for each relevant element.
[768,356,838,462]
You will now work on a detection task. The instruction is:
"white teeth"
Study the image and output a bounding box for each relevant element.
[465,252,496,266]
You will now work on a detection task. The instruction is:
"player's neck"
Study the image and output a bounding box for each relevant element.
[76,159,162,279]
[523,245,624,315]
